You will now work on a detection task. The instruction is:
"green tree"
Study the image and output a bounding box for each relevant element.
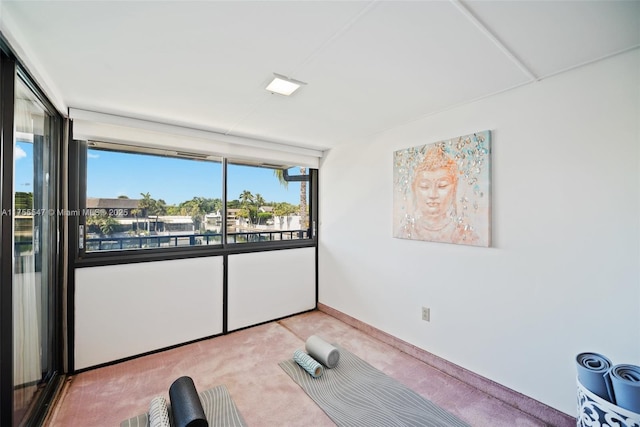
[138,192,167,231]
[239,190,255,225]
[239,190,254,207]
[86,210,118,237]
[165,205,181,216]
[99,216,118,236]
[138,192,153,215]
[130,208,141,233]
[257,211,273,225]
[273,202,297,217]
[197,197,221,214]
[155,199,167,216]
[180,197,209,232]
[254,193,266,225]
[15,192,33,210]
[211,198,223,213]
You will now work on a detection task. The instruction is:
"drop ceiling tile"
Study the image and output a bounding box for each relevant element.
[241,1,531,147]
[463,0,640,78]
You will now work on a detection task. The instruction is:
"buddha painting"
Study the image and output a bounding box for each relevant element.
[393,131,491,247]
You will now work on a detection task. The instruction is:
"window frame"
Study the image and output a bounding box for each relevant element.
[70,138,318,268]
[0,44,66,426]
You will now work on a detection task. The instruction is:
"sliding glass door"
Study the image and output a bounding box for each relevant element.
[2,62,62,425]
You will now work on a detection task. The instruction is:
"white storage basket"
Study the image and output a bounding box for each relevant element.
[577,377,640,427]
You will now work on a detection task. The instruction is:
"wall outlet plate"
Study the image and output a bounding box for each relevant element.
[422,306,430,322]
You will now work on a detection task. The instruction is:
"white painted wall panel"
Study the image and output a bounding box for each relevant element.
[318,50,640,415]
[228,248,316,331]
[75,257,223,370]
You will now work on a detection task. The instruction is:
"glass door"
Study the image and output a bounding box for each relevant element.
[12,73,59,426]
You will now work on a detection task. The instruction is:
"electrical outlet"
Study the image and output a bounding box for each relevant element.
[422,306,430,322]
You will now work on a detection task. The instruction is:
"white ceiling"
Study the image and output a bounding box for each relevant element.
[1,0,638,152]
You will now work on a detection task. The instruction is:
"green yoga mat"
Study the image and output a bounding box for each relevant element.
[280,345,470,427]
[120,384,246,427]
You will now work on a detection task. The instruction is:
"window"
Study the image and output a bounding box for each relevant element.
[226,162,310,244]
[83,142,223,252]
[76,141,316,255]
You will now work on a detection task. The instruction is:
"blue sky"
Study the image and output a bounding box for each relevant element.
[14,142,302,205]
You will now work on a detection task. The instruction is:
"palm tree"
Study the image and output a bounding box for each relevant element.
[155,199,167,216]
[239,190,254,206]
[138,192,154,232]
[254,193,266,225]
[130,208,141,234]
[239,190,254,226]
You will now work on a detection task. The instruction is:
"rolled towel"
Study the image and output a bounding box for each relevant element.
[293,349,324,378]
[148,396,171,427]
[305,335,340,368]
[609,364,640,413]
[576,352,614,403]
[168,376,208,427]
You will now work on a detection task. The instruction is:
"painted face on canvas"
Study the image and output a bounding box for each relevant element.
[413,168,456,219]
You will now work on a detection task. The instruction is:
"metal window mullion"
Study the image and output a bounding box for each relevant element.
[0,50,16,427]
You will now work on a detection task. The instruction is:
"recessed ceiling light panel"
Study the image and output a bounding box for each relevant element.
[266,73,307,96]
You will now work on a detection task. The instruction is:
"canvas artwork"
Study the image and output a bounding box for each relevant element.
[393,131,491,247]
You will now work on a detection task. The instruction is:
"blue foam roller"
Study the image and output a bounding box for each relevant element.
[293,349,324,378]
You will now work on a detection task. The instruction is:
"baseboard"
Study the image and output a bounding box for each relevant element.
[317,303,575,427]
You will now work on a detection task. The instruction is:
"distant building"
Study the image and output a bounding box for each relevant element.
[226,208,241,228]
[86,198,143,218]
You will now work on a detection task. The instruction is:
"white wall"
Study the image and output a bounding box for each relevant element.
[74,247,317,370]
[75,257,224,370]
[228,247,316,331]
[318,50,640,415]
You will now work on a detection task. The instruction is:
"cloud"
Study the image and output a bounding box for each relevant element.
[88,152,100,159]
[15,146,27,160]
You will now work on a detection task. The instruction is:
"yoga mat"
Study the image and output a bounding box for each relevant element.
[280,344,470,427]
[576,352,614,402]
[148,396,170,427]
[198,384,247,427]
[120,385,247,427]
[294,349,324,378]
[306,335,340,368]
[610,365,640,413]
[169,376,208,427]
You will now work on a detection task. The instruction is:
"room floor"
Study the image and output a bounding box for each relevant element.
[46,310,552,426]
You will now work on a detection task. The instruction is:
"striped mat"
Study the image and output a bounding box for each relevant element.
[279,345,470,427]
[120,384,246,427]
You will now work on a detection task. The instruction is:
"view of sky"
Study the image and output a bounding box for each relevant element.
[14,142,303,206]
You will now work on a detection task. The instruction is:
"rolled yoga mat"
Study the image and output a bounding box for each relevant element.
[293,349,324,378]
[168,376,208,427]
[576,352,614,403]
[609,364,640,413]
[148,396,171,427]
[305,335,340,368]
